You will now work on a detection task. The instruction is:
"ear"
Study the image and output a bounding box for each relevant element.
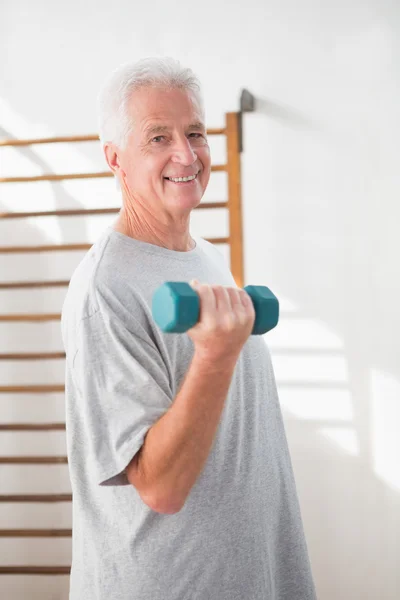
[104,143,126,178]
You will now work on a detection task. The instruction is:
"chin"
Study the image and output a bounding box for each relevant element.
[168,194,202,210]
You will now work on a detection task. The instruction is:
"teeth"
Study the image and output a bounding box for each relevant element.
[168,174,197,182]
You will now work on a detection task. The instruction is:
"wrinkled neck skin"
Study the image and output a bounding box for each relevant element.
[113,176,196,252]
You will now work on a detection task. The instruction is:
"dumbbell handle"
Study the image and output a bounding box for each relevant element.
[152,282,279,335]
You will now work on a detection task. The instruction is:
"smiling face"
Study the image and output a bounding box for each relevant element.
[116,86,211,216]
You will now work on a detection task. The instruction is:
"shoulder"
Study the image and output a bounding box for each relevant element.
[61,230,111,321]
[63,228,143,319]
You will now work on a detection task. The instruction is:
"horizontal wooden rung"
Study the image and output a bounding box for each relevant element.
[0,243,91,254]
[0,529,71,537]
[0,385,64,393]
[0,423,65,431]
[0,171,112,184]
[0,164,226,184]
[0,201,228,220]
[0,280,69,290]
[0,494,72,502]
[0,207,119,220]
[0,237,230,254]
[0,566,71,574]
[0,314,60,322]
[0,456,67,464]
[0,134,101,146]
[0,352,65,360]
[0,128,226,147]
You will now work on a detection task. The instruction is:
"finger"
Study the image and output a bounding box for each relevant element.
[239,289,252,306]
[240,291,255,320]
[226,287,243,309]
[212,285,232,313]
[196,283,217,317]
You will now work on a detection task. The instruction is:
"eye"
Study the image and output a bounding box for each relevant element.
[151,136,166,143]
[189,133,202,138]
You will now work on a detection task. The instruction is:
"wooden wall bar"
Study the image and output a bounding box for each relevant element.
[0,116,245,576]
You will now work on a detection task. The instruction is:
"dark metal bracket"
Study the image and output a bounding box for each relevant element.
[238,89,255,152]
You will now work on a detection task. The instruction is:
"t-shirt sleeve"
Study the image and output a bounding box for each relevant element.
[71,294,173,487]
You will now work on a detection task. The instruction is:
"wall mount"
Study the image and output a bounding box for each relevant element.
[238,88,255,152]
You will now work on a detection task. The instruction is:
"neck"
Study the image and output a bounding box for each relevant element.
[113,187,195,252]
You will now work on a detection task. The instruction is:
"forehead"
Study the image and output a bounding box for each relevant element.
[128,87,204,134]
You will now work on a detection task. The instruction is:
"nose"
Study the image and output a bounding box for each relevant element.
[171,136,197,166]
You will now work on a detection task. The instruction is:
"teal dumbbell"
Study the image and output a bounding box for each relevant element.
[152,282,279,335]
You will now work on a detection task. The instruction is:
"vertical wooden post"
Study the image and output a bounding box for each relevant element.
[226,112,244,288]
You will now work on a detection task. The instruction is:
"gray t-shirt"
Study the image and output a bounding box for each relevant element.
[61,226,317,600]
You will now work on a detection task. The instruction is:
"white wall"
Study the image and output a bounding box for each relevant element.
[1,0,399,598]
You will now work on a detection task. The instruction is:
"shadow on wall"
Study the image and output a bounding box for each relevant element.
[0,195,73,587]
[249,95,400,599]
[0,127,92,590]
[284,412,400,600]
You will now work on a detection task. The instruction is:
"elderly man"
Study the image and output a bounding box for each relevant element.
[61,57,317,600]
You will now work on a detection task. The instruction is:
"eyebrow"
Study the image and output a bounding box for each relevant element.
[144,122,205,137]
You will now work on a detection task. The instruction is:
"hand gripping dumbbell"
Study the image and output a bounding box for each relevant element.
[152,282,279,335]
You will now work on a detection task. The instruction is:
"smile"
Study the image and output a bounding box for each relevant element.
[164,173,199,183]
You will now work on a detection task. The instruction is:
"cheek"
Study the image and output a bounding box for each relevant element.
[149,156,168,179]
[200,167,210,188]
[131,158,163,186]
[200,149,211,183]
[198,146,211,170]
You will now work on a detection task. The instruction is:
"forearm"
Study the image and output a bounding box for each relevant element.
[137,351,237,513]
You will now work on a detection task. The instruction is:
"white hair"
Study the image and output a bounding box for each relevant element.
[96,56,205,150]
